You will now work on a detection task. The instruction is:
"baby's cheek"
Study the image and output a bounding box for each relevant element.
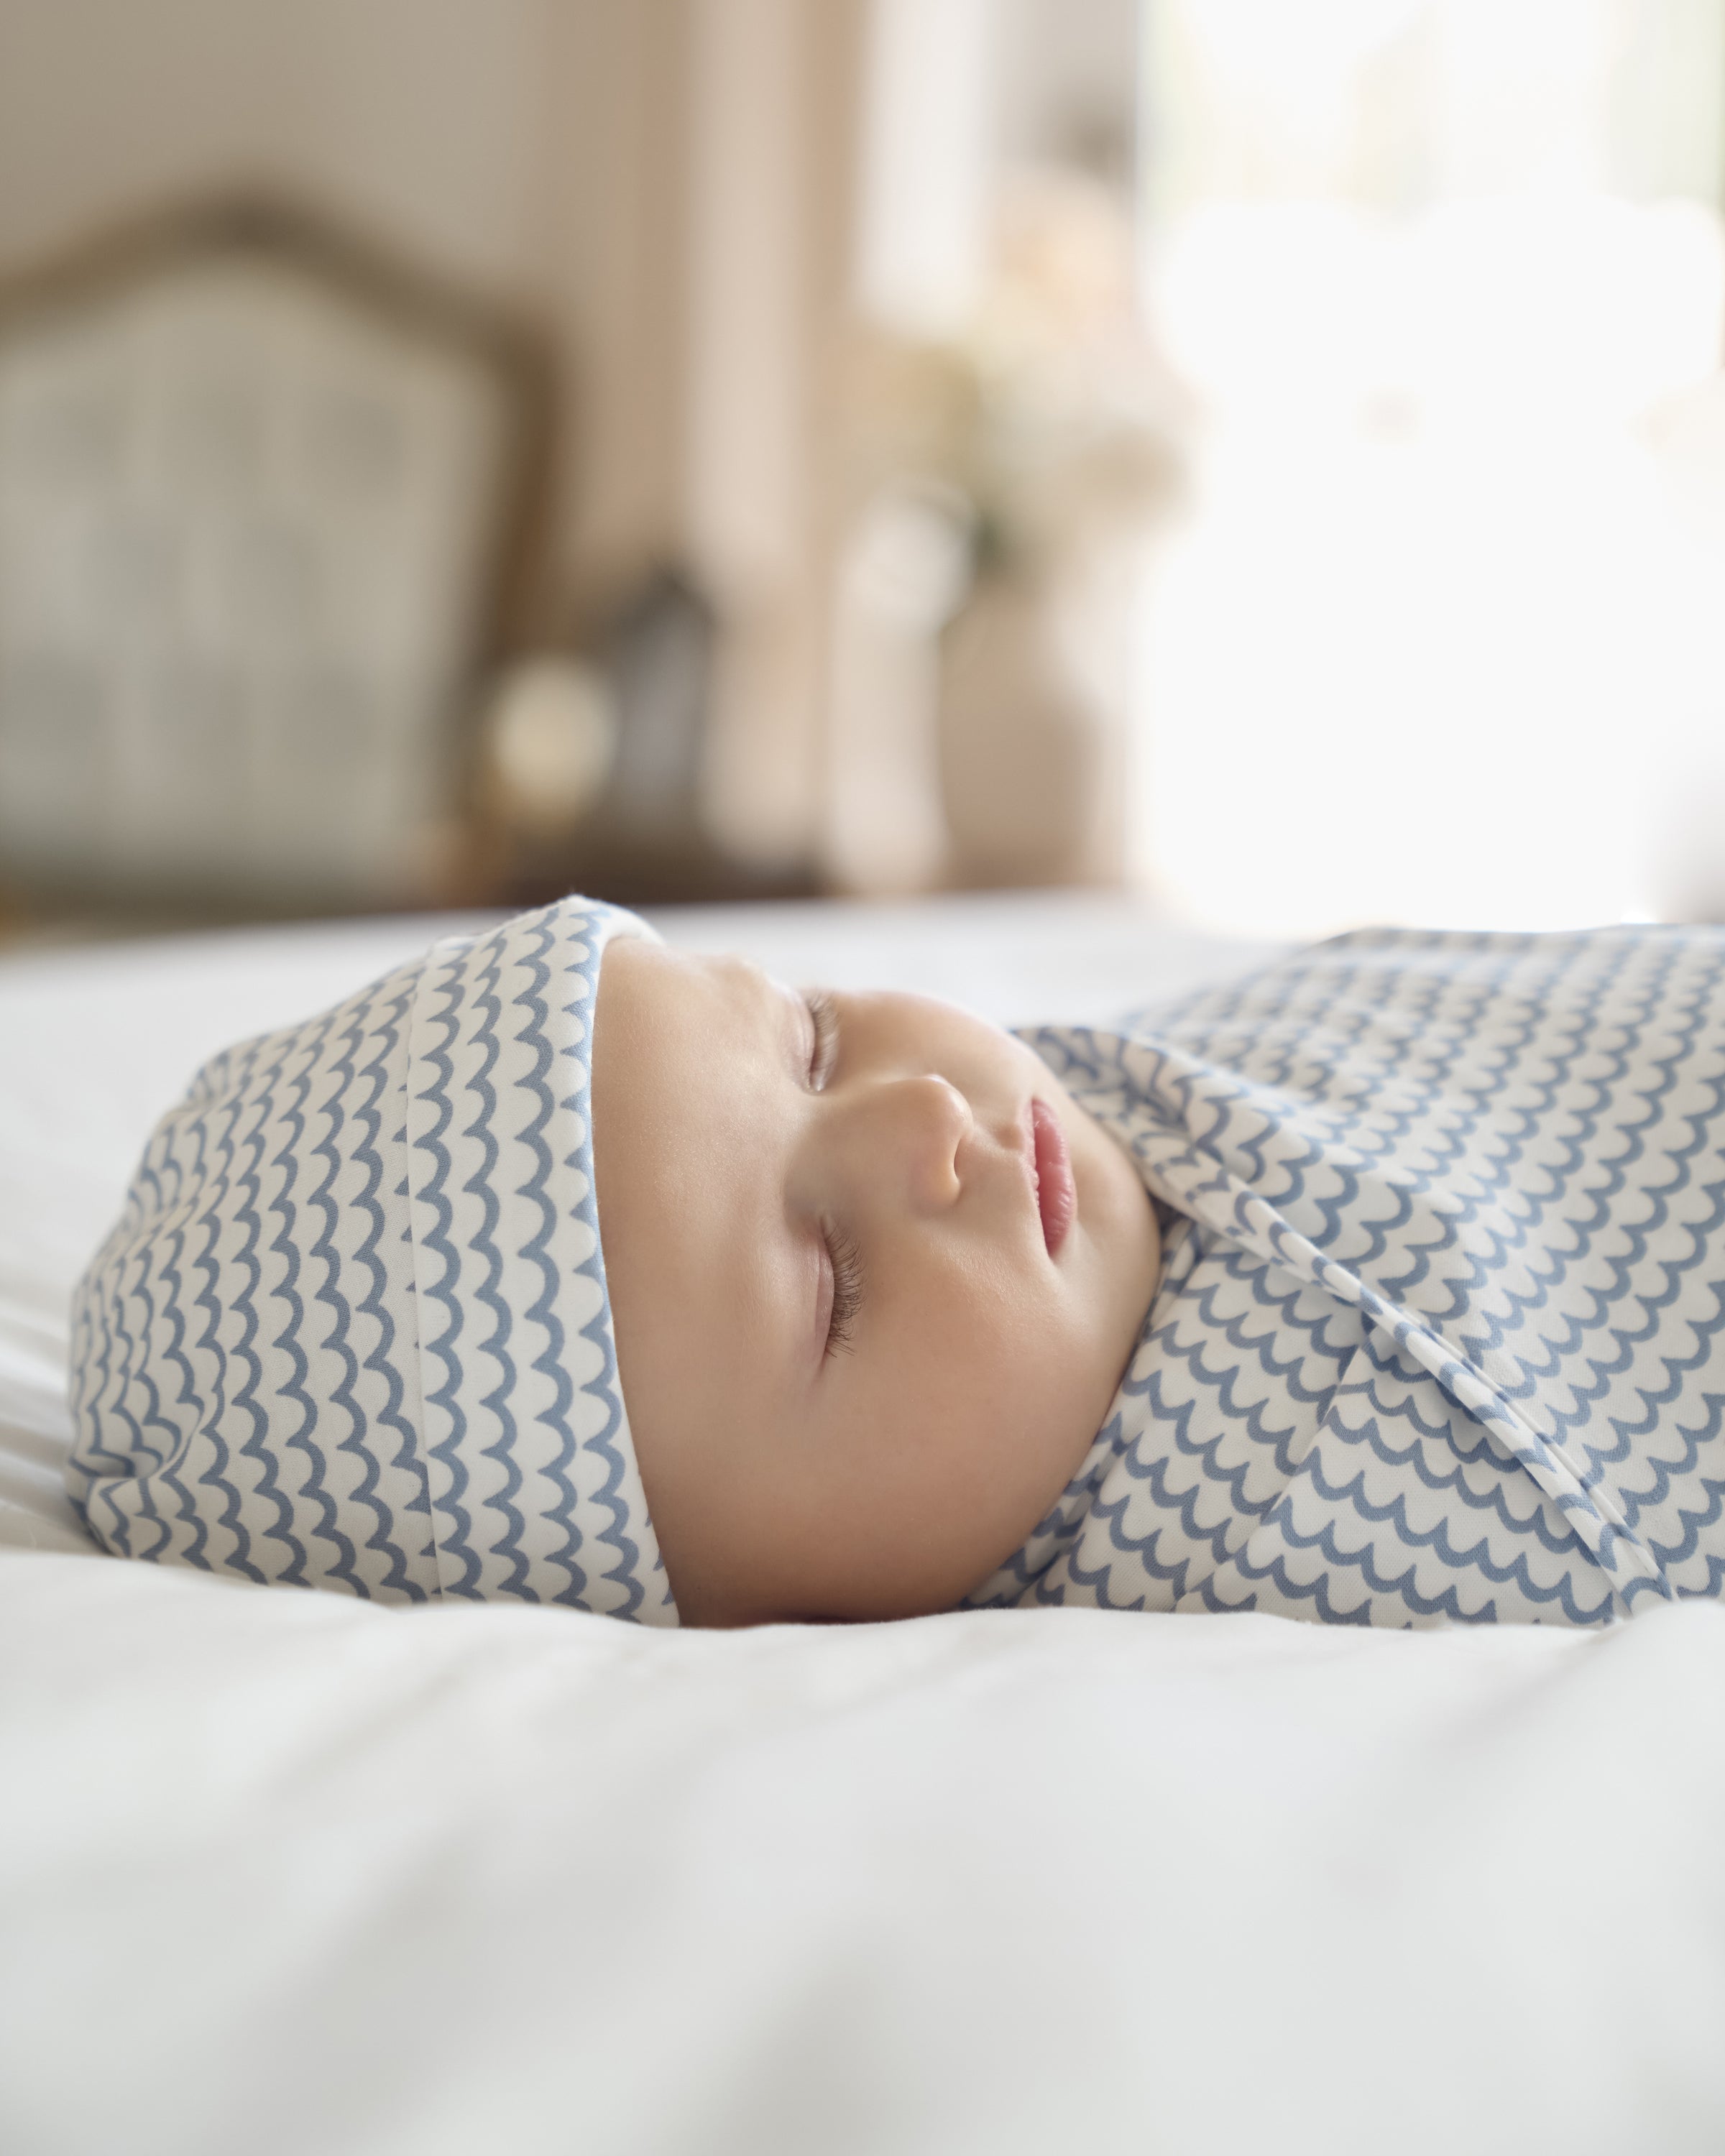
[916,1258,1052,1378]
[949,1303,1095,1464]
[842,1290,1090,1600]
[884,1288,1031,1436]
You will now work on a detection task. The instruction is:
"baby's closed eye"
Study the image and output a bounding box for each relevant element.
[822,1217,863,1358]
[804,988,840,1090]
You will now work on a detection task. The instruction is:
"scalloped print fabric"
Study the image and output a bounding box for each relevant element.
[66,896,678,1623]
[972,927,1725,1627]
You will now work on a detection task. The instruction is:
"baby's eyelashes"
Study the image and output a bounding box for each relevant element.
[804,990,840,1091]
[822,1216,863,1356]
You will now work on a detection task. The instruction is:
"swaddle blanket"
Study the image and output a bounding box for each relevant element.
[66,895,679,1623]
[972,926,1725,1626]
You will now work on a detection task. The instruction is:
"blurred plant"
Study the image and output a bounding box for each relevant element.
[847,168,1192,584]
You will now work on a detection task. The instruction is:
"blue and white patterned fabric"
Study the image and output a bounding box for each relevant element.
[972,926,1725,1627]
[67,895,678,1623]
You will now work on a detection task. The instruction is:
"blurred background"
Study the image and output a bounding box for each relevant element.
[0,0,1721,944]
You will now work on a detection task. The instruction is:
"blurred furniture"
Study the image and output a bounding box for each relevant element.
[0,198,548,923]
[474,566,822,911]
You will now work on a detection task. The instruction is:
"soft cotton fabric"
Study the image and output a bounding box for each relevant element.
[972,926,1725,1626]
[66,895,678,1622]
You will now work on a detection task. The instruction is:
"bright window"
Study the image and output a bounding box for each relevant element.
[1135,0,1725,934]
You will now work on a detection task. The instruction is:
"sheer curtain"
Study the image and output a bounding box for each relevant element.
[1134,0,1725,935]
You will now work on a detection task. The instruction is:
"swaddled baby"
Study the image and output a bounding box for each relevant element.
[68,895,1725,1628]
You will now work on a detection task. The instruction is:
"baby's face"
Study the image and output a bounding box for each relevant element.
[592,939,1160,1625]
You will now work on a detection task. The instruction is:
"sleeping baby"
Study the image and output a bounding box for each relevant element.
[68,894,1725,1628]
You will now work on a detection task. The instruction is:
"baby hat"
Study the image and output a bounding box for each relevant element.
[67,895,678,1623]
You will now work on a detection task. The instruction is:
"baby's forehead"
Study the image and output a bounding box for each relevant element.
[599,937,804,1065]
[594,938,800,1207]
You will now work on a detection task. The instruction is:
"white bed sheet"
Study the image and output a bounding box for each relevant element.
[2,895,1722,2156]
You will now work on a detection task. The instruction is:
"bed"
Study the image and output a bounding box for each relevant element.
[4,893,1723,2156]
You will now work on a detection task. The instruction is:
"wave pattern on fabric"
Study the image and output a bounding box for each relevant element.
[971,927,1725,1627]
[66,897,678,1623]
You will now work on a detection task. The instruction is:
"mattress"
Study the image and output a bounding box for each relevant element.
[2,893,1722,2156]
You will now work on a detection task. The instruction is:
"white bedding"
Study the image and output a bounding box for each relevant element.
[3,895,1722,2156]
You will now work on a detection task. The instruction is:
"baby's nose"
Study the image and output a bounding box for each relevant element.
[840,1072,971,1213]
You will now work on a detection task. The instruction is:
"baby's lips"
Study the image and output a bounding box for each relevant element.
[1031,1097,1076,1258]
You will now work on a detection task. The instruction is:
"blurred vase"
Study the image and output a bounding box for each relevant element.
[936,557,1127,888]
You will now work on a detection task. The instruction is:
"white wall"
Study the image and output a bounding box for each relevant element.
[0,0,551,295]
